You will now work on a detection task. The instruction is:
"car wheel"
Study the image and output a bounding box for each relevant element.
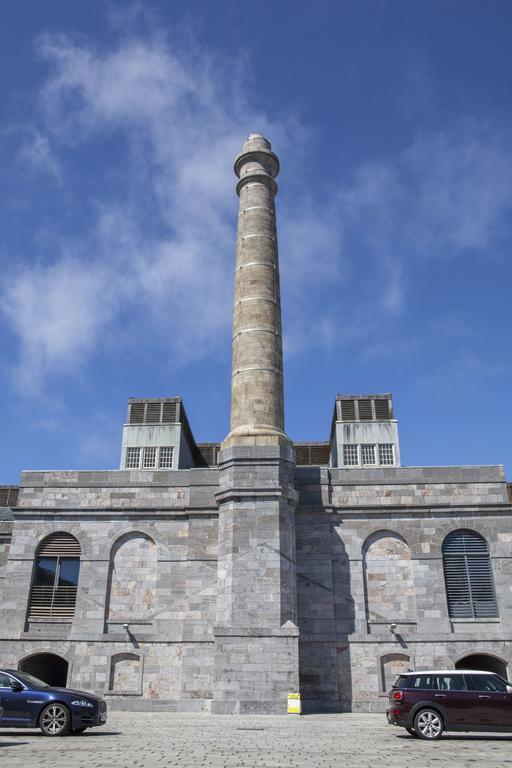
[39,703,71,736]
[413,709,444,740]
[405,727,418,737]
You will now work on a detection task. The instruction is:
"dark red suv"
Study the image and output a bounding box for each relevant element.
[386,669,512,740]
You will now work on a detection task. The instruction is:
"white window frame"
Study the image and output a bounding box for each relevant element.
[125,447,141,469]
[143,446,157,469]
[378,443,395,466]
[361,444,377,466]
[343,444,359,466]
[158,446,174,469]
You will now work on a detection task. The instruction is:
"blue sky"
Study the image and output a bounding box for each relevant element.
[1,1,511,483]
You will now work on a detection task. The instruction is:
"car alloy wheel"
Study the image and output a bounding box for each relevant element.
[414,709,443,740]
[40,703,70,736]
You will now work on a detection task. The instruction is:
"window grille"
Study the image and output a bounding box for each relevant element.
[343,445,359,466]
[158,447,174,469]
[143,447,157,469]
[125,447,141,469]
[442,529,498,619]
[378,444,394,465]
[27,533,81,619]
[361,444,376,465]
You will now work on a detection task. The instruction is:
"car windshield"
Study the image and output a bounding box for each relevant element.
[15,672,49,688]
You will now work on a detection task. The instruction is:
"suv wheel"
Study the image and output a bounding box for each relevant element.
[414,709,443,740]
[39,703,71,736]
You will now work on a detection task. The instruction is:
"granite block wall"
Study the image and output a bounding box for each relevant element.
[213,445,299,714]
[1,462,511,713]
[0,468,220,708]
[0,514,13,605]
[295,464,512,712]
[0,638,214,709]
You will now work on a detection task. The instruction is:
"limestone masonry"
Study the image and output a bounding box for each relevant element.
[1,135,511,714]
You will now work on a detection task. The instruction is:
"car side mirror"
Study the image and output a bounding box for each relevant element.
[10,682,23,692]
[506,685,512,695]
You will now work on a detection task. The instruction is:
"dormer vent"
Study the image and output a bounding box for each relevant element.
[128,399,179,425]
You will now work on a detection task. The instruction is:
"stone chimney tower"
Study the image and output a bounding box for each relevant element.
[224,133,288,447]
[213,135,299,714]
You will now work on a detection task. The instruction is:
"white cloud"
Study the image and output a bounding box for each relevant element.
[336,120,512,318]
[2,258,116,393]
[2,12,511,392]
[18,129,62,181]
[406,123,512,255]
[1,17,343,391]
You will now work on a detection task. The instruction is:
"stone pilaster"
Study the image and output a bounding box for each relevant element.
[213,445,299,714]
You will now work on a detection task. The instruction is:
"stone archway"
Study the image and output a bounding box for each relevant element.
[19,653,69,687]
[455,653,508,679]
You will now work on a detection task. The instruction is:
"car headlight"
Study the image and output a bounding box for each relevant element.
[71,699,94,708]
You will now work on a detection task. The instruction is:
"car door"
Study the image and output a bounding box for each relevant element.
[466,674,510,728]
[433,674,476,726]
[0,673,32,724]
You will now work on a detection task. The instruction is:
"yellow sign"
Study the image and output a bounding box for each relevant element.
[287,693,301,714]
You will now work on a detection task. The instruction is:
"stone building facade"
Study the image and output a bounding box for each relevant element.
[1,135,511,714]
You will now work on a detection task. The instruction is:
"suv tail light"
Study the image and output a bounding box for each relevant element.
[391,690,403,701]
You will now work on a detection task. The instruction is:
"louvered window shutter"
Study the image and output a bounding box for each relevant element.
[442,529,498,619]
[146,402,162,422]
[129,403,145,424]
[374,399,391,420]
[340,400,356,421]
[310,445,330,465]
[28,533,81,619]
[294,446,310,465]
[357,399,373,420]
[162,402,177,423]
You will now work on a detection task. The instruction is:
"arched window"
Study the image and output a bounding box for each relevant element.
[442,529,498,618]
[27,533,81,619]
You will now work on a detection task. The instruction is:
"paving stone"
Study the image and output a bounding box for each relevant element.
[1,712,512,768]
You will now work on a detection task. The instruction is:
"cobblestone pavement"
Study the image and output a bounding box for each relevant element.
[1,712,512,768]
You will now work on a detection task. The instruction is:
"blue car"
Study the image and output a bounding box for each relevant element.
[0,669,107,736]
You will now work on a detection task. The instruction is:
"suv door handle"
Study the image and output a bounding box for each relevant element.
[478,695,490,699]
[434,694,446,698]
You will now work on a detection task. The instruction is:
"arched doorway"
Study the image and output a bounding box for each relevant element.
[19,653,69,687]
[455,654,508,679]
